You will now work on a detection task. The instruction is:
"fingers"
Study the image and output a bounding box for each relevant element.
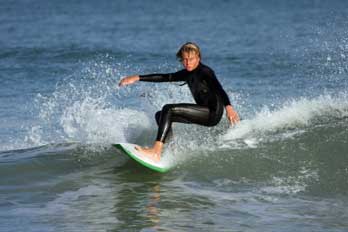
[225,105,240,126]
[118,79,124,87]
[119,81,126,87]
[118,75,139,87]
[234,114,241,122]
[118,77,130,87]
[229,116,238,125]
[228,113,240,126]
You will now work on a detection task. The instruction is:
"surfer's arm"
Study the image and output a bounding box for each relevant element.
[139,73,172,82]
[207,70,240,125]
[139,70,186,82]
[119,70,186,86]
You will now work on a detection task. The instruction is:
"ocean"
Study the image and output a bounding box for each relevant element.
[1,0,348,231]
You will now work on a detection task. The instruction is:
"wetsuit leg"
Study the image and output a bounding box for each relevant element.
[155,111,173,143]
[156,103,215,143]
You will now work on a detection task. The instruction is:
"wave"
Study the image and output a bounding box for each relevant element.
[1,56,347,196]
[221,93,348,148]
[1,108,347,197]
[2,59,347,156]
[1,90,347,195]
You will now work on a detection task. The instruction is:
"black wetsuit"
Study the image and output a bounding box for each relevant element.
[139,63,231,143]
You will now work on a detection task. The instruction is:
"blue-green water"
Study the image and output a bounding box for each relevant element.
[1,0,348,231]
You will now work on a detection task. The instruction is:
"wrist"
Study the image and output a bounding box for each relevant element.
[226,105,234,111]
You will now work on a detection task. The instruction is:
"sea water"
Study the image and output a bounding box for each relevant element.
[1,0,348,231]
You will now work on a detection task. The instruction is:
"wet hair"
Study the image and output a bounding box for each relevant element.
[176,42,201,60]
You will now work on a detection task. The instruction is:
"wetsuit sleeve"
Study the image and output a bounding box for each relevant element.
[207,71,231,106]
[139,70,186,82]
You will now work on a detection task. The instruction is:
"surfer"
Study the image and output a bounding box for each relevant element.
[119,42,240,161]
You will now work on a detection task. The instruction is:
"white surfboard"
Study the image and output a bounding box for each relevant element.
[113,143,171,173]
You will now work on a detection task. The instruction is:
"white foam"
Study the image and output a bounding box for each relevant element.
[222,93,348,148]
[60,97,151,145]
[19,60,157,150]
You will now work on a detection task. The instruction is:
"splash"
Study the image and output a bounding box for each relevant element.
[222,93,348,148]
[23,57,154,149]
[21,56,194,152]
[60,96,151,144]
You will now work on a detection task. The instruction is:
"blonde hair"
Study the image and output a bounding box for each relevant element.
[176,42,201,60]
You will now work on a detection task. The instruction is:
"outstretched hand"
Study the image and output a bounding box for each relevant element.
[118,75,140,87]
[225,105,240,126]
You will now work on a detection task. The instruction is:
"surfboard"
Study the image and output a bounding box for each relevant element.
[113,143,171,173]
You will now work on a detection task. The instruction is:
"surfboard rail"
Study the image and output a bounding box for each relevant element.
[113,143,170,173]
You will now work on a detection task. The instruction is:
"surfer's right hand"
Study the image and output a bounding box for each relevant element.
[119,75,140,87]
[226,105,240,126]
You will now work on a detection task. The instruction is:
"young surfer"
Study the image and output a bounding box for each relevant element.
[119,42,240,161]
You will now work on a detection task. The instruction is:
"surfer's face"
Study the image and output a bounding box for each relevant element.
[181,52,200,72]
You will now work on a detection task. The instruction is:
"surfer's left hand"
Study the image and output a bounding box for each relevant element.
[119,75,140,87]
[226,105,240,126]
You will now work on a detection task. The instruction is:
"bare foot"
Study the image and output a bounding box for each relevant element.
[135,146,161,162]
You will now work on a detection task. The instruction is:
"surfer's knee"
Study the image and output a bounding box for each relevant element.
[155,111,162,125]
[162,104,175,115]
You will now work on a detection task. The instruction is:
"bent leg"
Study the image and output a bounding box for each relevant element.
[155,111,173,143]
[156,103,211,143]
[136,104,211,161]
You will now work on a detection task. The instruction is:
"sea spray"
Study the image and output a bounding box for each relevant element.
[222,93,348,148]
